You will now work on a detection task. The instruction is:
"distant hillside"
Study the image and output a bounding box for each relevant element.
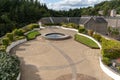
[94,0,120,15]
[0,0,50,37]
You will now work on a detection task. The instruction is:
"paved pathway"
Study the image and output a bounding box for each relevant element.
[11,27,113,80]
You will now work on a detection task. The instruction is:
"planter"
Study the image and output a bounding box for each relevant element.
[6,39,27,53]
[6,38,27,80]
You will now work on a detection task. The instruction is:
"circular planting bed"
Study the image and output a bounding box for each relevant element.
[43,33,71,40]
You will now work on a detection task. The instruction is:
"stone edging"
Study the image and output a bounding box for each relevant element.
[99,57,120,80]
[60,27,120,80]
[6,38,27,80]
[17,73,21,80]
[6,39,27,53]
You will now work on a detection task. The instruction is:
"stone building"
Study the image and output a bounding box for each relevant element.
[40,17,108,35]
[110,9,117,17]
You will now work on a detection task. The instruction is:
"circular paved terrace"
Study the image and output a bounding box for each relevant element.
[11,27,112,80]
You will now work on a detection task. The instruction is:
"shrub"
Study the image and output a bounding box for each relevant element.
[26,30,40,40]
[116,66,120,70]
[15,36,25,40]
[0,45,6,51]
[2,38,10,46]
[67,23,78,29]
[88,30,94,36]
[17,29,24,36]
[102,57,111,66]
[27,24,39,30]
[93,33,102,42]
[13,29,24,36]
[78,26,87,34]
[6,33,14,42]
[0,51,20,80]
[102,38,120,59]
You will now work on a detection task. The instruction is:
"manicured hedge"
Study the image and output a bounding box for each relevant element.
[0,52,20,80]
[26,30,40,40]
[74,34,99,49]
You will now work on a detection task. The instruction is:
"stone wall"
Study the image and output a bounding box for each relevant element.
[105,18,120,30]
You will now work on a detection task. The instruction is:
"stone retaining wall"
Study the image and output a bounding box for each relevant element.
[6,39,27,53]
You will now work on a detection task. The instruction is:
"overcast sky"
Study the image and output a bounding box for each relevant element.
[39,0,108,10]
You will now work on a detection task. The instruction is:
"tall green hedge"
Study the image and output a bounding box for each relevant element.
[0,52,20,80]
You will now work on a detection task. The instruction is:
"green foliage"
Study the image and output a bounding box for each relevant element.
[2,38,10,46]
[26,30,40,40]
[66,23,78,29]
[102,57,111,66]
[13,29,24,36]
[116,66,120,70]
[15,36,25,41]
[0,0,49,37]
[108,27,120,36]
[74,34,99,49]
[0,51,20,80]
[6,33,14,42]
[27,24,39,30]
[102,38,120,59]
[78,26,87,34]
[93,33,102,42]
[0,45,6,52]
[22,23,40,33]
[88,30,94,36]
[62,23,78,29]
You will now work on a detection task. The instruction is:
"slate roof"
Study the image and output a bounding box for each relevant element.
[69,17,80,24]
[93,17,108,23]
[52,17,69,24]
[40,17,108,24]
[79,17,91,24]
[40,18,51,24]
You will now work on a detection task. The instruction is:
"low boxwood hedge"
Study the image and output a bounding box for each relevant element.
[26,30,40,40]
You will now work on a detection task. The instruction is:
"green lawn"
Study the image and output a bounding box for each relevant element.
[26,30,40,40]
[74,34,99,49]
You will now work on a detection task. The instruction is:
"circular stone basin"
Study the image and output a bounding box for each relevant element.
[43,33,71,40]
